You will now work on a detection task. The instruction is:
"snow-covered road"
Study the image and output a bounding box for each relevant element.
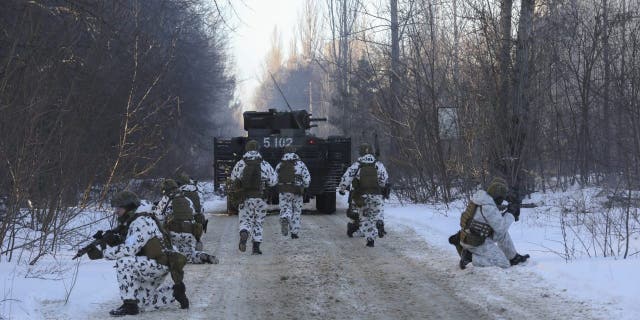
[77,201,603,319]
[7,191,634,319]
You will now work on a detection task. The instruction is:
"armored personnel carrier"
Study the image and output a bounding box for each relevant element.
[214,109,351,214]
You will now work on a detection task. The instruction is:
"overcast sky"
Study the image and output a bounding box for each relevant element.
[229,0,305,110]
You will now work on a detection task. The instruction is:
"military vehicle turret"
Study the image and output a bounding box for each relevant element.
[214,109,351,214]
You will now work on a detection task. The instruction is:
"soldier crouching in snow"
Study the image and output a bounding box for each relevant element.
[175,172,208,251]
[84,191,189,316]
[276,145,311,239]
[338,143,389,247]
[230,140,277,254]
[154,179,218,264]
[455,178,530,269]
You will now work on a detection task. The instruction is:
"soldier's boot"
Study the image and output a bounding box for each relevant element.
[509,253,530,266]
[459,249,473,270]
[109,299,139,316]
[280,217,289,236]
[366,239,375,247]
[200,253,219,264]
[172,282,189,309]
[252,241,262,255]
[195,241,204,251]
[239,230,249,252]
[347,222,358,238]
[376,220,386,238]
[291,233,299,239]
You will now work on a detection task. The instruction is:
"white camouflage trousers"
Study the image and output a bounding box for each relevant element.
[465,232,518,268]
[354,194,384,241]
[115,256,174,310]
[239,198,267,242]
[279,192,303,235]
[170,232,210,264]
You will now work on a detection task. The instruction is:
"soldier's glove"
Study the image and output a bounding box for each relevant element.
[338,189,346,196]
[102,230,123,247]
[86,245,103,260]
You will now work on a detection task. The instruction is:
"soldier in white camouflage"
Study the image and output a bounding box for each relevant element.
[275,146,311,239]
[457,178,530,269]
[338,143,389,247]
[154,179,218,264]
[229,140,277,254]
[86,191,189,316]
[175,172,207,251]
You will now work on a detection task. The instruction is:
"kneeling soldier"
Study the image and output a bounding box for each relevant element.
[85,191,189,316]
[156,179,218,264]
[457,178,530,269]
[175,172,208,251]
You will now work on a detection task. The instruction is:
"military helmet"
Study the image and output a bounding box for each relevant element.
[284,145,297,154]
[245,140,259,152]
[487,179,508,200]
[176,172,190,186]
[161,179,179,193]
[359,143,373,156]
[111,191,141,208]
[490,177,508,186]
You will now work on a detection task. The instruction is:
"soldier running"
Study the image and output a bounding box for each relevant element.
[86,191,189,316]
[229,140,277,254]
[275,146,311,239]
[154,179,218,264]
[338,143,389,247]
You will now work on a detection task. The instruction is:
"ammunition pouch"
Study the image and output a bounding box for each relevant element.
[138,237,169,266]
[194,213,206,225]
[461,220,493,247]
[278,183,304,195]
[244,190,263,199]
[165,219,203,239]
[194,213,208,235]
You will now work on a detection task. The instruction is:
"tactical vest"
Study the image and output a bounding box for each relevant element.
[354,162,381,195]
[278,160,303,194]
[183,188,202,214]
[241,159,264,198]
[171,195,194,221]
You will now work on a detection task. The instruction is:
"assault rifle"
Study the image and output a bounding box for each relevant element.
[72,229,123,260]
[373,132,392,200]
[498,191,536,221]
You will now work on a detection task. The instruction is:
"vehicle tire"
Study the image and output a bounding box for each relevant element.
[316,191,336,214]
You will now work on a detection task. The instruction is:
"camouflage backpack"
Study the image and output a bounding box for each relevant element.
[355,162,381,195]
[240,159,263,198]
[170,195,194,221]
[459,202,493,247]
[183,188,202,214]
[278,160,302,194]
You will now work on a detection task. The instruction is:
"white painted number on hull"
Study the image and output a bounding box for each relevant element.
[263,137,293,148]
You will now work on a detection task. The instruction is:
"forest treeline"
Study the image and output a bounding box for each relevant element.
[255,0,640,202]
[0,0,236,253]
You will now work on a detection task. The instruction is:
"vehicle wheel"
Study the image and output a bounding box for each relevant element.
[316,191,336,214]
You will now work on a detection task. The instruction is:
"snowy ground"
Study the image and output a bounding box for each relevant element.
[0,184,638,319]
[382,188,640,320]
